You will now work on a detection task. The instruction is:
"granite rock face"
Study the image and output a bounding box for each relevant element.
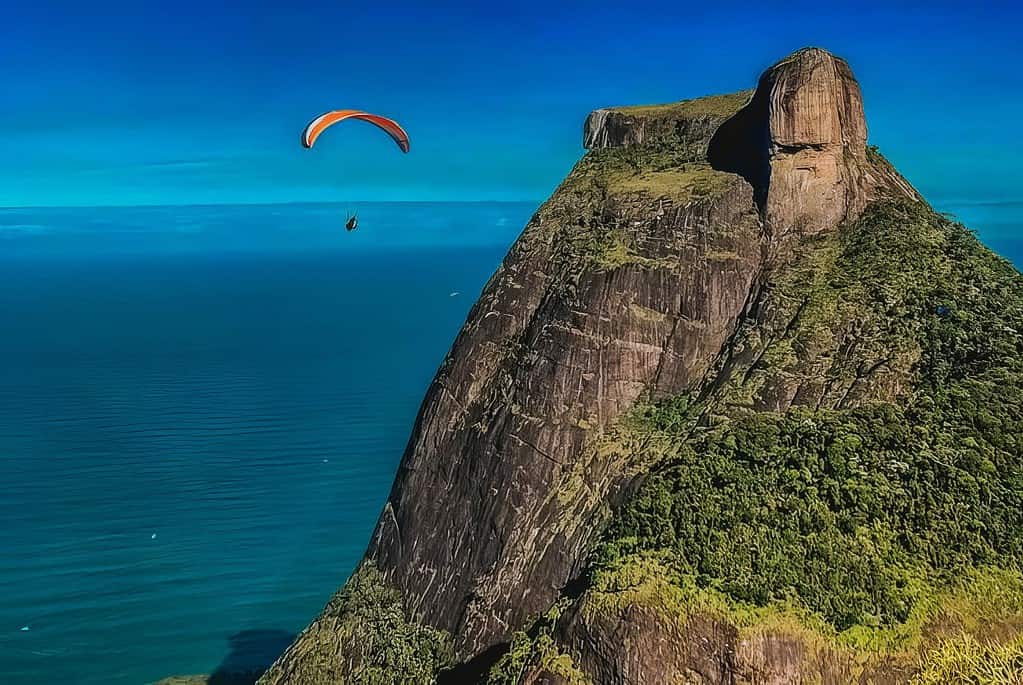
[762,48,875,236]
[534,587,915,685]
[365,170,763,659]
[709,47,918,239]
[583,91,753,155]
[259,48,925,684]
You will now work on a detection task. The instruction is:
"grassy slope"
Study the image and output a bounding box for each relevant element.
[525,149,742,277]
[612,90,754,118]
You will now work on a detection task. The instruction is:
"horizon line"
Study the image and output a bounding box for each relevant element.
[0,199,544,212]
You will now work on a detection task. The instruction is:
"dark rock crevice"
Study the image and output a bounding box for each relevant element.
[707,85,771,213]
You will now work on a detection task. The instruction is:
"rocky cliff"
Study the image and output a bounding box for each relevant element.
[257,48,1023,684]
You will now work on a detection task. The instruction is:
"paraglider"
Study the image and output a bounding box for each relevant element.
[301,110,410,153]
[301,109,409,231]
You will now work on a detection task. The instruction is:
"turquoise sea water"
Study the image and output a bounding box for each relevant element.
[0,203,530,684]
[0,199,1018,684]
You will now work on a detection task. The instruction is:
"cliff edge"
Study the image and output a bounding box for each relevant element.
[257,48,1023,684]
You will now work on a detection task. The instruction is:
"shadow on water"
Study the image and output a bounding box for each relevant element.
[206,630,296,685]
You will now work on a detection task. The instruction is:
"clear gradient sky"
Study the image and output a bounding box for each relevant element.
[4,0,1021,207]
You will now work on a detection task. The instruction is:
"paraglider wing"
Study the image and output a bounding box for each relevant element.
[301,110,410,153]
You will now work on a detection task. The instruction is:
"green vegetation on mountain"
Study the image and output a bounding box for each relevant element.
[485,603,589,685]
[588,198,1023,654]
[584,554,1023,654]
[910,632,1023,684]
[529,146,749,278]
[261,564,453,685]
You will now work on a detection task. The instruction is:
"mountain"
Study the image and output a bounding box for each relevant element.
[257,48,1023,684]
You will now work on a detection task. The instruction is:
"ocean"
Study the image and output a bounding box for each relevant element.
[0,203,530,684]
[0,200,1018,684]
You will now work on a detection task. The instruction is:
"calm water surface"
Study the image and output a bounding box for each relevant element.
[0,203,529,684]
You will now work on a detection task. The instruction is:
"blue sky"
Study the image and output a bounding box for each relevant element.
[3,0,1021,206]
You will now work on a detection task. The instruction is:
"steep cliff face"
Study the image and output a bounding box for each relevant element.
[363,131,766,660]
[259,48,1023,685]
[365,167,762,659]
[583,92,752,153]
[762,47,872,236]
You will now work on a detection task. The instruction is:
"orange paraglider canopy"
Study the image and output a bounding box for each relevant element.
[301,110,410,153]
